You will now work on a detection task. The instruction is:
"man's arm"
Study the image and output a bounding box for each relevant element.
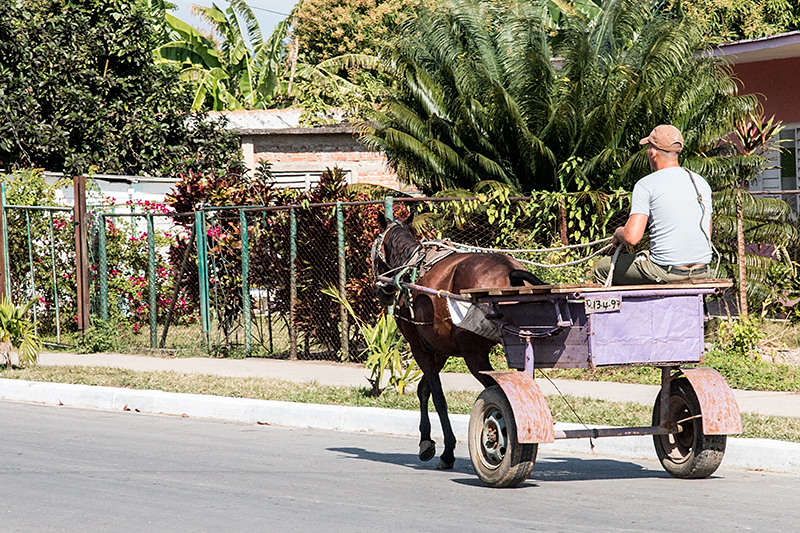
[612,213,648,247]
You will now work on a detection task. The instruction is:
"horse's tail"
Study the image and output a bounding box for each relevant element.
[509,269,546,286]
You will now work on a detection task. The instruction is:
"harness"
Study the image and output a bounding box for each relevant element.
[371,220,456,324]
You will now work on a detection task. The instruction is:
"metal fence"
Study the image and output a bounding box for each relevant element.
[2,187,635,360]
[8,174,800,360]
[3,204,74,345]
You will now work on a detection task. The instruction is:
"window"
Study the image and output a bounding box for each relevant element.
[754,123,799,215]
[779,126,799,212]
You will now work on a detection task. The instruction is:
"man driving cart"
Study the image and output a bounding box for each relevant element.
[594,125,713,285]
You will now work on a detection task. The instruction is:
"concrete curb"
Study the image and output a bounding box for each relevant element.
[2,378,798,475]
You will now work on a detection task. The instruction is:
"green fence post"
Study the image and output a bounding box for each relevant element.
[384,196,394,220]
[195,211,210,350]
[289,207,297,360]
[0,184,10,300]
[240,209,251,355]
[98,214,108,321]
[336,202,349,360]
[24,209,37,332]
[147,214,157,349]
[47,210,61,344]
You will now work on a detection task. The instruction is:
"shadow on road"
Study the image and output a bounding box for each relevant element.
[531,455,672,482]
[328,446,445,471]
[328,446,674,483]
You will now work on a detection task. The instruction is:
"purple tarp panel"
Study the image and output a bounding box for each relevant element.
[588,293,704,366]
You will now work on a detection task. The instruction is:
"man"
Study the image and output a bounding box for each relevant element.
[593,125,713,285]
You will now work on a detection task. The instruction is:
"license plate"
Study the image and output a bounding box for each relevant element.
[585,296,621,314]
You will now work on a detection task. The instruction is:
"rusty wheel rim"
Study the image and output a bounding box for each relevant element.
[660,394,694,463]
[480,407,508,469]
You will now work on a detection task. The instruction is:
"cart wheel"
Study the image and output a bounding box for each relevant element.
[468,385,537,488]
[652,378,726,479]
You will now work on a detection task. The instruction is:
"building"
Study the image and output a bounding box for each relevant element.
[715,31,800,205]
[211,109,415,194]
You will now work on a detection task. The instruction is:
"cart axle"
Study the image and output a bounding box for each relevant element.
[555,425,680,440]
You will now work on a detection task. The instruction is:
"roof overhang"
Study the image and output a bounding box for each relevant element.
[714,30,800,64]
[237,125,356,136]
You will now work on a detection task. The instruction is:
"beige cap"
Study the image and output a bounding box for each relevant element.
[639,125,684,152]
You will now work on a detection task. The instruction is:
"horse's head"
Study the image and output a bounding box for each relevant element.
[372,212,419,306]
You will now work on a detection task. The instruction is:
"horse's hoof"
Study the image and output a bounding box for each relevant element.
[436,458,455,470]
[419,440,436,462]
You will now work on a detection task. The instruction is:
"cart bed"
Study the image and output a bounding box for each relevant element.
[460,280,732,370]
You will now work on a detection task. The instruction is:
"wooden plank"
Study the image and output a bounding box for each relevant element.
[460,279,733,298]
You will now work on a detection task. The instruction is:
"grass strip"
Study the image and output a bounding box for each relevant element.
[2,366,798,443]
[533,350,800,393]
[443,346,800,393]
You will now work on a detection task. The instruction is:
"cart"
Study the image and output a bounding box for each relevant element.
[457,280,741,488]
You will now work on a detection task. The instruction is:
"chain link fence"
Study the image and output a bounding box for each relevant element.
[5,205,75,346]
[20,187,800,359]
[2,193,633,358]
[171,195,633,361]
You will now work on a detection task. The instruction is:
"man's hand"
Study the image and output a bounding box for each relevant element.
[613,214,648,248]
[612,227,624,247]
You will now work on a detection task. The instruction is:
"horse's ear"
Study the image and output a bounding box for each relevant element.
[404,211,415,226]
[378,212,388,229]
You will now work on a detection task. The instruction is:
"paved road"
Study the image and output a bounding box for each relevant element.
[3,402,799,532]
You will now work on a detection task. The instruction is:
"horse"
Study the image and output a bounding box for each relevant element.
[372,212,545,469]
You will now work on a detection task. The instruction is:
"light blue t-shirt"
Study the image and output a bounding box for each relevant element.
[630,167,712,266]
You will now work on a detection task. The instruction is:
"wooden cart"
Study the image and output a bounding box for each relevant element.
[457,280,741,488]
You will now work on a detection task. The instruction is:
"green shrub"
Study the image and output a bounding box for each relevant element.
[715,316,765,357]
[77,317,119,354]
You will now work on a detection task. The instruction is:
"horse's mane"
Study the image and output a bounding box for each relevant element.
[384,223,423,268]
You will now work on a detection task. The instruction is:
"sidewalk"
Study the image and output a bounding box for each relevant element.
[36,352,800,418]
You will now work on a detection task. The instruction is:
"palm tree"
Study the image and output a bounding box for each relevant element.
[712,189,798,302]
[154,0,289,110]
[359,0,758,195]
[0,298,41,369]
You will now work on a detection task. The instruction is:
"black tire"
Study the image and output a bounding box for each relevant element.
[652,378,726,479]
[468,385,537,488]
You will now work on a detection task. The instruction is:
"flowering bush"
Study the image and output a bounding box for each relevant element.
[100,199,198,332]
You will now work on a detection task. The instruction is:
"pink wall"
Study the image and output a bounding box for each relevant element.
[732,57,800,125]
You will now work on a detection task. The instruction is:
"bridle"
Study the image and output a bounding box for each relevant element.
[370,219,422,281]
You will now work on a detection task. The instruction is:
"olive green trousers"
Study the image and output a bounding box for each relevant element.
[593,251,710,285]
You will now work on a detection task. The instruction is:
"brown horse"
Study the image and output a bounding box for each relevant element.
[372,212,544,469]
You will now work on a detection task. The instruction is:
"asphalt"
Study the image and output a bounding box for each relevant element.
[1,352,798,475]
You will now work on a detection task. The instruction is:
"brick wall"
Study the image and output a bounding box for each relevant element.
[241,130,417,194]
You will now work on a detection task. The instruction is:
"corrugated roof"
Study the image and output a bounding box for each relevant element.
[209,109,349,132]
[714,30,800,64]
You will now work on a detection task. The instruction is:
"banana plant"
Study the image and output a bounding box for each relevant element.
[154,1,290,110]
[0,297,42,369]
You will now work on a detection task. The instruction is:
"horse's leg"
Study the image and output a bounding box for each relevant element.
[409,342,455,468]
[451,328,498,388]
[424,369,457,470]
[416,375,436,462]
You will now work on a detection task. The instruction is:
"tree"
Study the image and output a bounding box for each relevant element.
[710,114,800,315]
[291,0,420,65]
[674,0,800,42]
[359,0,758,196]
[154,0,290,111]
[0,0,243,177]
